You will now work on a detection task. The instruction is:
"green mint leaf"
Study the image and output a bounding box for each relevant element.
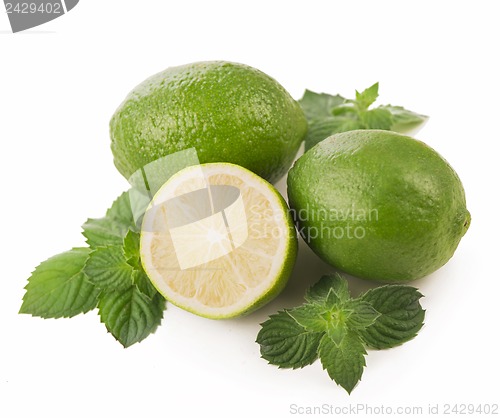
[82,191,138,248]
[305,274,350,307]
[304,117,362,151]
[331,103,357,116]
[98,286,166,348]
[326,319,347,347]
[344,299,380,330]
[319,331,367,394]
[355,82,379,110]
[289,297,350,346]
[19,248,100,318]
[132,269,159,300]
[379,105,428,133]
[84,245,135,291]
[123,229,141,269]
[360,107,393,130]
[287,304,329,333]
[257,311,323,369]
[122,230,159,299]
[359,285,425,349]
[299,90,346,120]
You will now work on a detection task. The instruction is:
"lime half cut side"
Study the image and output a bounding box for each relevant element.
[140,163,297,319]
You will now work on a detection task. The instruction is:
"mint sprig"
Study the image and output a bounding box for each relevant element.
[256,274,425,394]
[20,191,166,347]
[299,83,428,150]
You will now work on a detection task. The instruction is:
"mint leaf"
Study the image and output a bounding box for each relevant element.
[132,269,159,299]
[257,311,323,369]
[81,217,124,248]
[289,299,349,347]
[344,299,380,330]
[379,105,428,133]
[304,117,361,150]
[359,285,425,349]
[288,304,329,333]
[355,82,379,110]
[98,286,165,348]
[19,248,100,318]
[360,107,393,129]
[325,318,348,347]
[319,331,367,394]
[122,230,159,298]
[82,191,138,248]
[305,274,350,306]
[123,229,141,269]
[84,245,135,291]
[299,90,346,120]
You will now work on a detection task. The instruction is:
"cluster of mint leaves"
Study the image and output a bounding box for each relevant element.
[299,82,428,150]
[19,191,166,347]
[256,274,425,394]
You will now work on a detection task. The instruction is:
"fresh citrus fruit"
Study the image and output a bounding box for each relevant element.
[140,163,297,318]
[110,61,307,184]
[287,130,470,282]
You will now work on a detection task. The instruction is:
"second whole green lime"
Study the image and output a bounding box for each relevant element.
[287,130,471,282]
[110,61,308,184]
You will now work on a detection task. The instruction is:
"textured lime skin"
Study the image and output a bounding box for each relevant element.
[110,61,308,184]
[287,130,471,282]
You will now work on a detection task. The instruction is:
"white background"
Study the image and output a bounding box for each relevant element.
[1,1,499,417]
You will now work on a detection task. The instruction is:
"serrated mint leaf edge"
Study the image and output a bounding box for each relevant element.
[98,285,166,348]
[299,90,346,120]
[355,82,379,110]
[344,299,381,330]
[305,274,350,306]
[358,285,425,349]
[81,191,139,249]
[257,311,323,369]
[19,247,100,319]
[318,331,367,394]
[83,245,135,291]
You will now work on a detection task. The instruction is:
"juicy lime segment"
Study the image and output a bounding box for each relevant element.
[140,163,297,318]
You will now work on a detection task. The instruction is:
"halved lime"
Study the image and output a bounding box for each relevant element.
[140,163,297,318]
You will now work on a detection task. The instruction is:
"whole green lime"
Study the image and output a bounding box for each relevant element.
[287,130,471,282]
[110,61,307,183]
